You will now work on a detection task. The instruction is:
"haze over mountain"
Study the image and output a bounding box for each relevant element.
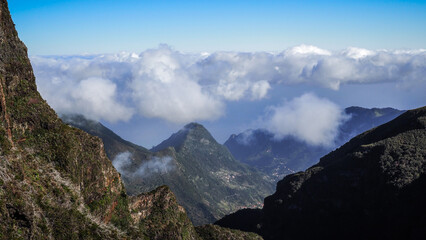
[216,106,426,240]
[225,106,404,181]
[63,115,274,225]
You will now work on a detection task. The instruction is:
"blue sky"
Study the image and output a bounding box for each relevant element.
[8,0,426,147]
[9,0,426,55]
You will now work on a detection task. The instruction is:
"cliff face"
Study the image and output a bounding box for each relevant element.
[0,0,137,237]
[217,107,426,240]
[130,186,200,240]
[0,1,196,239]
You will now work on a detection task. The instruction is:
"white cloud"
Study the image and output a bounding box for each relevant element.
[286,44,332,56]
[264,93,349,146]
[35,63,133,122]
[134,156,175,177]
[31,45,426,124]
[70,78,134,122]
[112,151,133,174]
[129,45,224,123]
[342,47,375,59]
[112,151,175,178]
[250,80,271,100]
[131,74,224,123]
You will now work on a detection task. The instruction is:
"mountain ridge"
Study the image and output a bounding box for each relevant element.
[151,122,207,152]
[216,106,426,240]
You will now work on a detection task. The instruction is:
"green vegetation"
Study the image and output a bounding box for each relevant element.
[65,116,274,225]
[196,225,262,240]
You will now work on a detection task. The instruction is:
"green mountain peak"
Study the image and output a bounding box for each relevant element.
[152,122,217,153]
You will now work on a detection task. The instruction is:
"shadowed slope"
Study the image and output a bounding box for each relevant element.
[217,106,426,240]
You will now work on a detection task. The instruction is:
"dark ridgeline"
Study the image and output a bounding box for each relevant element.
[224,106,404,182]
[217,106,426,240]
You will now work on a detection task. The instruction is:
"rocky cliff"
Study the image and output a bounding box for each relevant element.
[0,1,260,239]
[0,0,133,237]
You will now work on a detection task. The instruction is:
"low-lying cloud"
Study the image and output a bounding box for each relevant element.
[134,156,175,177]
[263,93,349,146]
[235,130,256,145]
[112,151,133,174]
[112,151,175,178]
[31,45,426,124]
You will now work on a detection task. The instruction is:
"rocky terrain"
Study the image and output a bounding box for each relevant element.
[0,0,262,239]
[225,106,404,181]
[217,106,426,240]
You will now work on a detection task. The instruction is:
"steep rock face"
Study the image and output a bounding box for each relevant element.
[0,1,202,239]
[0,0,131,237]
[130,186,200,240]
[217,107,426,240]
[224,107,404,182]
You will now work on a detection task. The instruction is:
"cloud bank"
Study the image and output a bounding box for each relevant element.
[263,93,349,146]
[32,45,426,124]
[112,151,175,178]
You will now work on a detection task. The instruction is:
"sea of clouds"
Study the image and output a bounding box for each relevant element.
[31,44,426,146]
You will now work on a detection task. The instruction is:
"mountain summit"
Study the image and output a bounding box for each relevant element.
[151,123,275,224]
[151,122,210,152]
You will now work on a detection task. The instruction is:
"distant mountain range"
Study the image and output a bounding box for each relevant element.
[217,106,426,239]
[62,116,274,225]
[225,106,404,181]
